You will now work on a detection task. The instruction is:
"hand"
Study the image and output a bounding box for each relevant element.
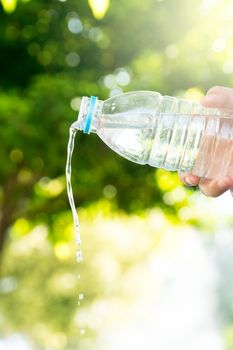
[179,86,233,197]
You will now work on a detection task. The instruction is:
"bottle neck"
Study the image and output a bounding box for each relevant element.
[76,96,103,134]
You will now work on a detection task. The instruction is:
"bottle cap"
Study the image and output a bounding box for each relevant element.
[83,96,98,134]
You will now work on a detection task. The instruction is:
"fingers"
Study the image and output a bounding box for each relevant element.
[179,171,233,197]
[198,176,233,197]
[201,86,233,111]
[179,85,233,198]
[178,172,200,187]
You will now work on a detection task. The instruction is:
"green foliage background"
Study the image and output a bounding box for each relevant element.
[1,0,233,349]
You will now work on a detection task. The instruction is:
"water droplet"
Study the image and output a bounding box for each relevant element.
[77,240,82,246]
[80,328,86,336]
[76,250,83,263]
[78,293,84,300]
[76,236,82,246]
[77,293,84,306]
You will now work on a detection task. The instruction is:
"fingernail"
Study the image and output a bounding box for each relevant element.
[201,94,217,104]
[185,176,196,186]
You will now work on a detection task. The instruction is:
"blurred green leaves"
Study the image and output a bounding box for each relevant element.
[1,0,110,19]
[0,0,233,249]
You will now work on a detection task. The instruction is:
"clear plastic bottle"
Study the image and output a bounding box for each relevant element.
[74,91,233,179]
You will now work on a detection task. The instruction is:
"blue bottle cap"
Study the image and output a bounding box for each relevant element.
[83,96,98,134]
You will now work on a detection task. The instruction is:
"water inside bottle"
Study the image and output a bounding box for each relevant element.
[66,124,85,336]
[97,110,233,178]
[97,111,155,164]
[96,110,203,171]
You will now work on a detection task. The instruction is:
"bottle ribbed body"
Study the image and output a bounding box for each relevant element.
[148,113,205,172]
[147,95,233,179]
[76,91,232,179]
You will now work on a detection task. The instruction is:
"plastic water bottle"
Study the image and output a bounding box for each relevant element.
[74,91,233,179]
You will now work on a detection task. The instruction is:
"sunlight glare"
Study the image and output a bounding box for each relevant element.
[1,0,17,13]
[88,0,110,19]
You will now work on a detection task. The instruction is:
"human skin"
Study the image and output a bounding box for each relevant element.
[179,86,233,197]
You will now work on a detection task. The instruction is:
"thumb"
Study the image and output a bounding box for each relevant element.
[201,86,233,112]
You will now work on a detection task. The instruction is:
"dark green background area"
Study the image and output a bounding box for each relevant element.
[0,0,208,249]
